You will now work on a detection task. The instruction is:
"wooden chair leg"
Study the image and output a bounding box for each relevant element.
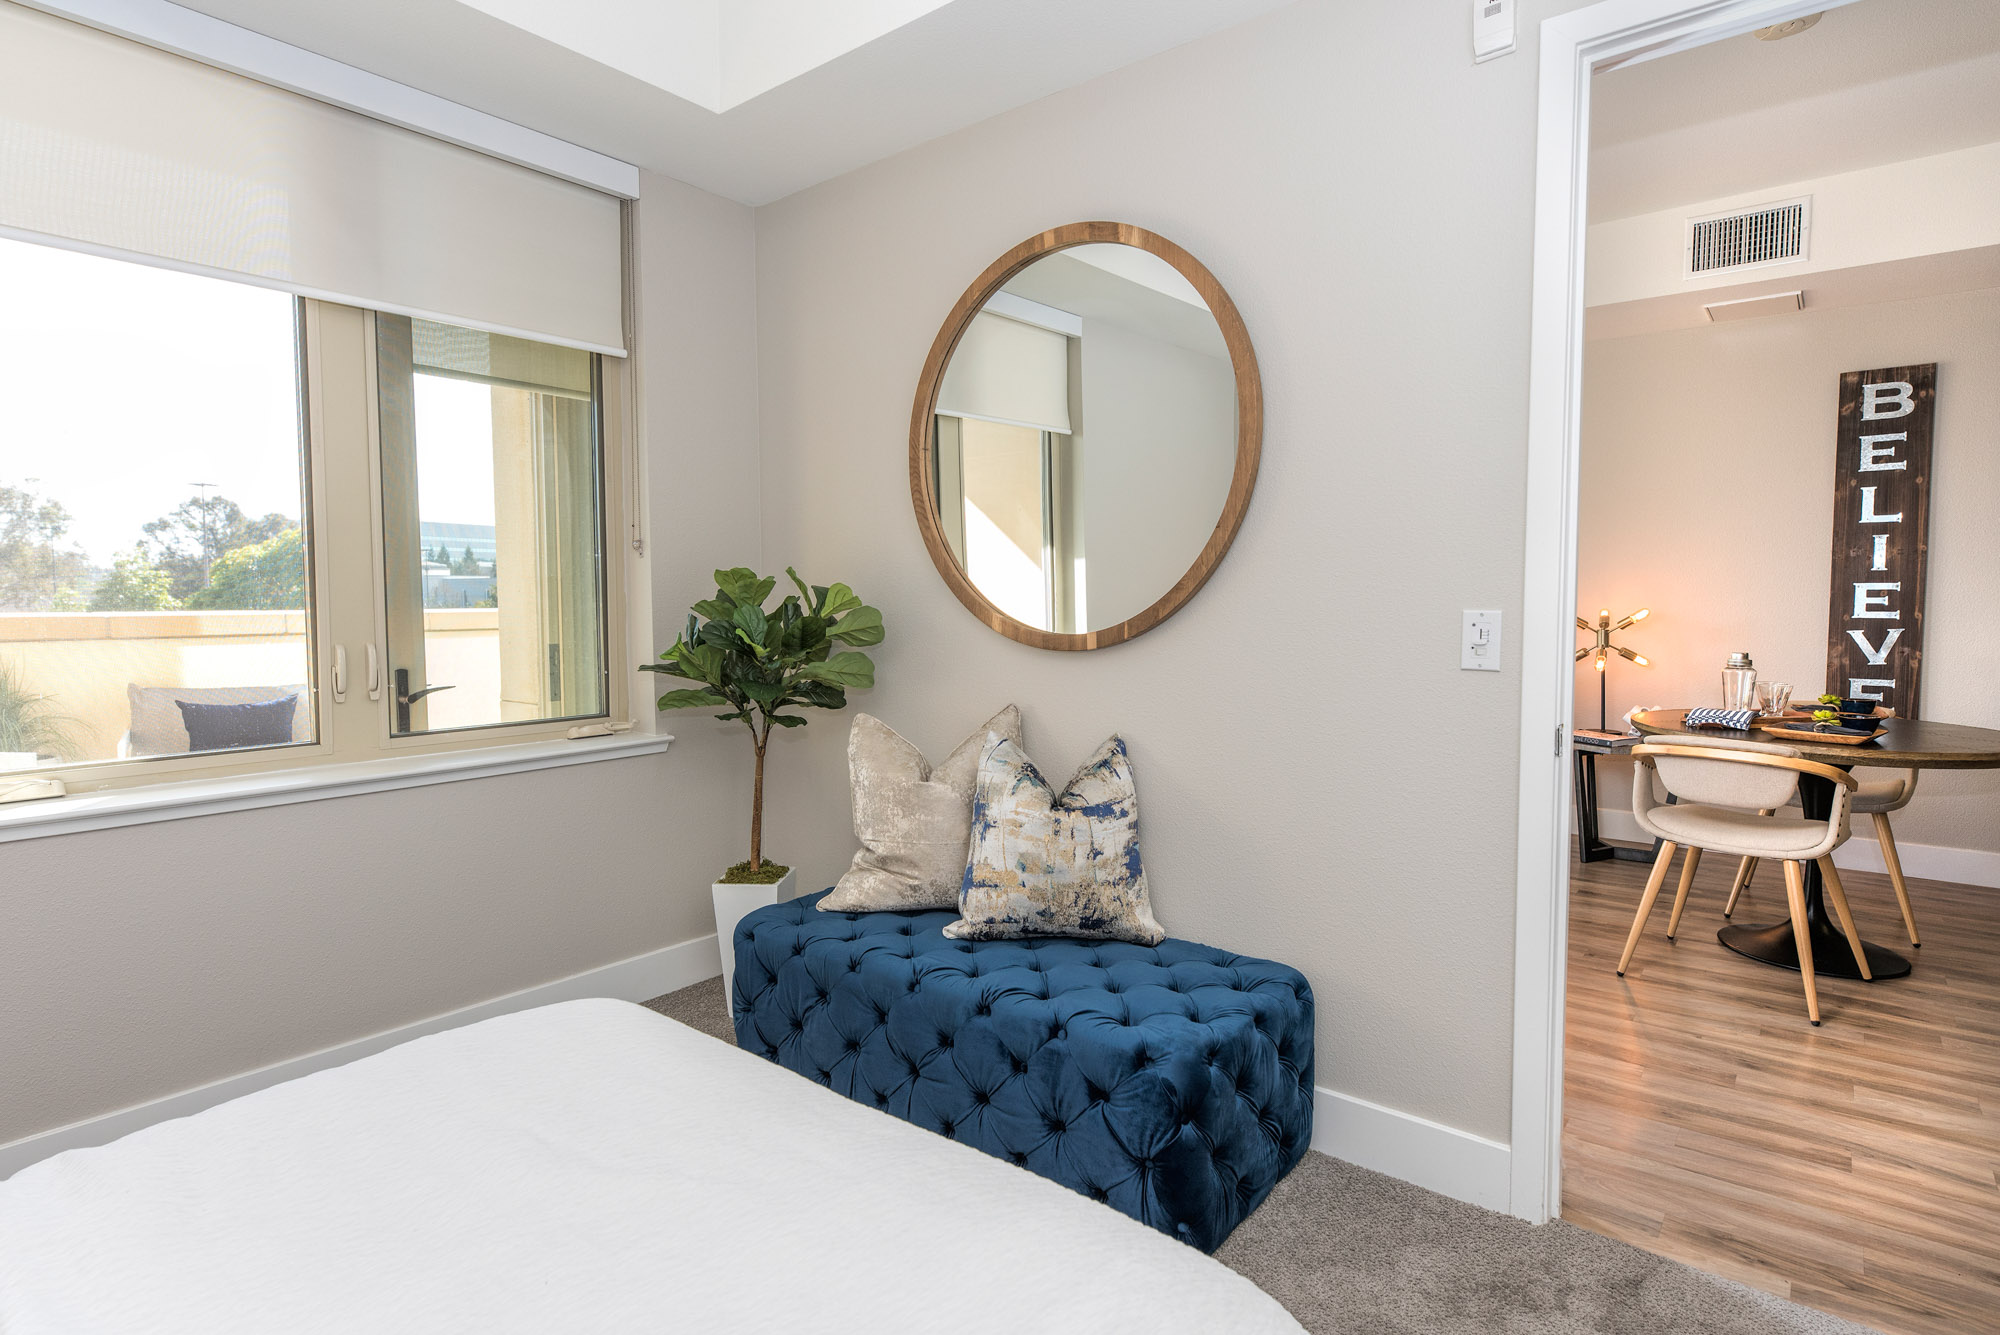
[1782,860,1821,1024]
[1723,810,1774,918]
[1666,846,1703,940]
[1618,841,1680,976]
[1873,812,1921,947]
[1724,857,1755,916]
[1818,857,1872,981]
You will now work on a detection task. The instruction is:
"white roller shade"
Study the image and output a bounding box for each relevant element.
[0,3,624,355]
[937,311,1072,434]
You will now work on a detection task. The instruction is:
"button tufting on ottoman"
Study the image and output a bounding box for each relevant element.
[731,891,1315,1252]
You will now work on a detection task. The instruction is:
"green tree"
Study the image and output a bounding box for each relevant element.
[0,483,92,613]
[452,545,483,575]
[90,549,182,611]
[142,494,294,600]
[188,527,306,611]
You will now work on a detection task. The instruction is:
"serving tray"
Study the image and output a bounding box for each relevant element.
[1758,723,1887,746]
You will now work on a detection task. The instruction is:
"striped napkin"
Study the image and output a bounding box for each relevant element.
[1683,708,1756,730]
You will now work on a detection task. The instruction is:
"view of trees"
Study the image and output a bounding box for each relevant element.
[0,481,303,614]
[0,484,92,611]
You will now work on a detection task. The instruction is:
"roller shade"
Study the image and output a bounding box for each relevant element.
[0,3,624,355]
[937,311,1072,434]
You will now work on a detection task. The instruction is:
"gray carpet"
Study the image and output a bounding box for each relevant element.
[641,980,1875,1335]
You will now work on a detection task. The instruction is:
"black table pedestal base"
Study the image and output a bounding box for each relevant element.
[1717,919,1911,980]
[1715,769,1912,982]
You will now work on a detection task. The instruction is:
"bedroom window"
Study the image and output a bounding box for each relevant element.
[0,237,317,772]
[375,318,608,736]
[0,237,627,798]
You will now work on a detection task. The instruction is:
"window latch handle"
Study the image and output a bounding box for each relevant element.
[333,645,348,703]
[366,643,382,701]
[392,667,455,733]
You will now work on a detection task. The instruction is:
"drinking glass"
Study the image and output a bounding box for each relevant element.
[1756,681,1792,716]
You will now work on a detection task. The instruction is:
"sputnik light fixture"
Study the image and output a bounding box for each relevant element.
[1576,607,1650,731]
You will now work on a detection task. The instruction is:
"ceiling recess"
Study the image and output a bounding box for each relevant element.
[1686,197,1810,276]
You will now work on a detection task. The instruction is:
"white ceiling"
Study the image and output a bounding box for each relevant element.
[169,0,1297,205]
[1589,0,2000,221]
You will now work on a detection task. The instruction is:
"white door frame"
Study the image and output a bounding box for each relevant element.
[1507,0,1864,1223]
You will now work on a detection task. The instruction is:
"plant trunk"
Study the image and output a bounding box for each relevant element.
[749,737,766,870]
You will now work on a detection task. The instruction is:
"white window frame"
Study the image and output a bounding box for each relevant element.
[0,277,651,831]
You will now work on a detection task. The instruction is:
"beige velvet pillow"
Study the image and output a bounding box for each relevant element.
[819,706,1024,913]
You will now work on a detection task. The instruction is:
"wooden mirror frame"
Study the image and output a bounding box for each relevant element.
[909,221,1262,651]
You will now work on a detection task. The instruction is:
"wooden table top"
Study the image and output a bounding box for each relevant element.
[1630,709,2000,770]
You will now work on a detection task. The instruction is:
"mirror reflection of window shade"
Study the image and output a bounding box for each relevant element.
[937,312,1072,434]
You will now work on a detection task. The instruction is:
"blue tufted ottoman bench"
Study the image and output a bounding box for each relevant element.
[731,891,1314,1252]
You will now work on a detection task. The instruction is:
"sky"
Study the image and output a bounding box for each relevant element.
[0,235,495,567]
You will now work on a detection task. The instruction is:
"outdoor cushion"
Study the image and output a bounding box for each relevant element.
[732,891,1314,1252]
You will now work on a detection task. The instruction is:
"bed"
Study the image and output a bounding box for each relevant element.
[0,999,1302,1334]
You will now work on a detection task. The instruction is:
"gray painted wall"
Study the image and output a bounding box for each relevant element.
[0,169,762,1146]
[752,0,1562,1142]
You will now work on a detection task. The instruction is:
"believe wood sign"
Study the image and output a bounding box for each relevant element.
[1825,364,1935,717]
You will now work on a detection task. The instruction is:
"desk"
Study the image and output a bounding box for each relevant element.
[1630,710,2000,981]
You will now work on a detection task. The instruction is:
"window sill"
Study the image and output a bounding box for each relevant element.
[0,732,673,844]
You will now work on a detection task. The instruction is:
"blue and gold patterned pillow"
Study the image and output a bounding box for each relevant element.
[945,733,1165,946]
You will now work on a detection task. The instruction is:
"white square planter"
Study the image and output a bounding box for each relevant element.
[713,869,795,1013]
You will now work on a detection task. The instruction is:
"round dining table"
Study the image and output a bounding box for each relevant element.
[1629,709,2000,981]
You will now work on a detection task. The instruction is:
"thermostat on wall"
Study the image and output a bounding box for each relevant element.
[1473,0,1516,63]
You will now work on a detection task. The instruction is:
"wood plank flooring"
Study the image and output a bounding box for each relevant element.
[1563,846,2000,1335]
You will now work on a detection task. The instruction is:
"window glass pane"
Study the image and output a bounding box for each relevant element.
[0,237,313,773]
[375,316,605,735]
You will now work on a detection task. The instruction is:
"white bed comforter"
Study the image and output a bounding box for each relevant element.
[0,999,1302,1334]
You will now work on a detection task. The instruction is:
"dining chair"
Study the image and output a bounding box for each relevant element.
[1617,736,1869,1024]
[1724,769,1922,947]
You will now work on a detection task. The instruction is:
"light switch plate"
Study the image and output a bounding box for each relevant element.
[1462,609,1502,671]
[1472,0,1516,62]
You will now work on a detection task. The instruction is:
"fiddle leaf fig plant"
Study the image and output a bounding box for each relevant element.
[643,568,883,879]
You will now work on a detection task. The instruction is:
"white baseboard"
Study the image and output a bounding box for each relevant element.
[1596,808,2000,890]
[1310,1086,1512,1214]
[0,933,722,1182]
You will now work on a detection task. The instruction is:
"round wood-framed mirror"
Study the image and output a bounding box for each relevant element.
[909,221,1262,651]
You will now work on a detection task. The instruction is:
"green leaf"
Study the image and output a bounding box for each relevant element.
[656,688,728,711]
[829,605,884,646]
[767,714,808,728]
[639,661,688,678]
[714,710,749,723]
[691,598,735,623]
[697,620,739,652]
[785,567,814,606]
[791,680,847,711]
[739,679,784,704]
[732,602,768,644]
[796,615,828,650]
[799,650,875,689]
[672,639,719,677]
[820,582,862,619]
[716,568,776,609]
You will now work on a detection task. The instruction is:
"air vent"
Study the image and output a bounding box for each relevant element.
[1685,197,1810,277]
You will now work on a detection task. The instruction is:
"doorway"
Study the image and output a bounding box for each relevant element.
[1514,1,2000,1331]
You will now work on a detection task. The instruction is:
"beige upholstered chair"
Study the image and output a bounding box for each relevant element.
[1725,769,1922,947]
[1619,736,1869,1024]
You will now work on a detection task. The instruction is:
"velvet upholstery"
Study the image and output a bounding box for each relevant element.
[733,891,1314,1252]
